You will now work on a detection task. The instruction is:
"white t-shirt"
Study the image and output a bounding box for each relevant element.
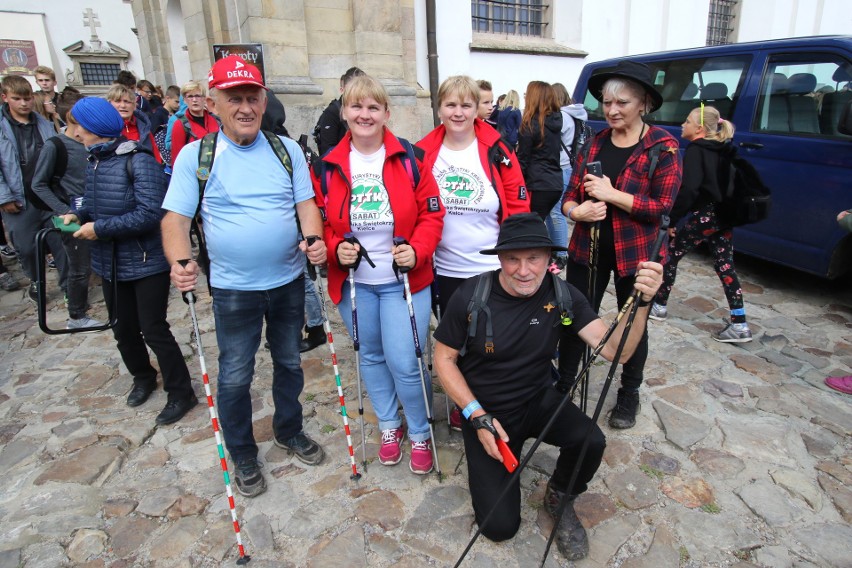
[349,144,396,284]
[433,140,501,278]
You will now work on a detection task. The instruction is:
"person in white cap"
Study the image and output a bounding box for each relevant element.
[161,56,328,498]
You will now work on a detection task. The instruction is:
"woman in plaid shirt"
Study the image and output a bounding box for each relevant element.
[561,61,681,429]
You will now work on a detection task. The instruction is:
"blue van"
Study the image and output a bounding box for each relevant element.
[573,36,852,278]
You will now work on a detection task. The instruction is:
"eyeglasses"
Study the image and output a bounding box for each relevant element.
[185,94,204,99]
[141,90,153,95]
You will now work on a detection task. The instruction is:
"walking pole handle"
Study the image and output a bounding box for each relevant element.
[176,259,196,304]
[305,236,320,281]
[649,215,670,262]
[392,236,411,274]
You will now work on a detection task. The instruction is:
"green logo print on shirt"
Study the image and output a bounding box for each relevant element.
[350,173,392,228]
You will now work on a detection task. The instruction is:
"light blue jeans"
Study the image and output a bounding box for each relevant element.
[303,262,323,327]
[545,167,572,258]
[337,280,433,442]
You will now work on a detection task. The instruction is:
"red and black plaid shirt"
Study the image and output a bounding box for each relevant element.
[565,126,681,274]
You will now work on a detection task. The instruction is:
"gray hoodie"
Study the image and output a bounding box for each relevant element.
[559,103,588,169]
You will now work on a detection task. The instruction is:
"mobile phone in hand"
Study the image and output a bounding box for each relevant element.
[496,438,518,472]
[586,161,602,177]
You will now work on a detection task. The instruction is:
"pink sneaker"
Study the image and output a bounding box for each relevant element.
[378,427,405,465]
[449,407,462,432]
[825,376,852,394]
[409,439,434,474]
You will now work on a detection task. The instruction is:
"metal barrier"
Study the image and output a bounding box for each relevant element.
[35,227,117,335]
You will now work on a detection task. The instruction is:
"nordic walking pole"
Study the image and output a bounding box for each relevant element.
[177,261,251,566]
[306,237,362,481]
[539,217,669,567]
[453,217,668,567]
[431,264,451,432]
[393,236,442,480]
[576,161,603,414]
[343,232,369,471]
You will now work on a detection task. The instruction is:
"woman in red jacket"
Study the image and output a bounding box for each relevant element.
[417,75,529,429]
[313,74,445,475]
[169,80,219,166]
[106,84,164,164]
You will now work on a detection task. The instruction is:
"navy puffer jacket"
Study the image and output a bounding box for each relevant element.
[77,138,169,281]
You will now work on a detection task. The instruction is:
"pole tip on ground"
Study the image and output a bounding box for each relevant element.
[236,556,251,565]
[351,473,362,481]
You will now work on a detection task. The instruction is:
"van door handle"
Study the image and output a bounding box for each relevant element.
[738,142,764,149]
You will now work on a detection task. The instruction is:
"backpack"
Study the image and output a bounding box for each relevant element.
[565,116,595,169]
[717,145,771,227]
[29,137,70,211]
[191,130,298,281]
[313,99,341,149]
[152,125,172,167]
[315,137,422,198]
[458,271,574,357]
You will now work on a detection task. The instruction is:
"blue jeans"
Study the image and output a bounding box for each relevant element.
[212,277,306,463]
[545,167,572,258]
[337,280,433,442]
[303,263,323,327]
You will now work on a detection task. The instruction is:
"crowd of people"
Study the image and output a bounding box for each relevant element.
[2,55,850,563]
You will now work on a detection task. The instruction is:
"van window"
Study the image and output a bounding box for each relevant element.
[583,55,751,125]
[754,54,852,138]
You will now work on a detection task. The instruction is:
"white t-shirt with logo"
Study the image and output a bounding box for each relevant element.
[349,144,396,284]
[433,140,501,278]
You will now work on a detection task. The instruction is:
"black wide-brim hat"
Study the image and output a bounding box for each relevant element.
[587,60,664,113]
[480,213,569,255]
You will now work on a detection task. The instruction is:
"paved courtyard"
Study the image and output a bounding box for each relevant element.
[0,249,850,567]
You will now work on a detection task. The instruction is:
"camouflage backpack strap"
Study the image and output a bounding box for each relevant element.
[261,130,294,179]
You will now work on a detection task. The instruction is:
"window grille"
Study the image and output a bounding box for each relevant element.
[80,62,121,85]
[706,0,738,46]
[472,0,548,37]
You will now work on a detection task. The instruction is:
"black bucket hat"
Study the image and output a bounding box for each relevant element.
[587,60,664,113]
[480,213,569,255]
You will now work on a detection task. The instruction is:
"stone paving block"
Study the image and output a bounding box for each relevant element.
[736,480,803,526]
[652,400,710,450]
[604,469,659,510]
[795,523,852,568]
[148,517,207,561]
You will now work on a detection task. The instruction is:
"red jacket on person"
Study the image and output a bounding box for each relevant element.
[312,128,445,305]
[170,111,219,166]
[416,118,530,222]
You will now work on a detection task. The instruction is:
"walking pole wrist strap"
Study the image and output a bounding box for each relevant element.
[471,413,497,436]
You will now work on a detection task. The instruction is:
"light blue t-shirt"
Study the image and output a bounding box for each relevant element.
[162,131,313,291]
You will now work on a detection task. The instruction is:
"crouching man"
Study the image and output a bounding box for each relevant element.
[433,213,663,560]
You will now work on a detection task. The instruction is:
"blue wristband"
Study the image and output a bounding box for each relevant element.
[462,400,482,420]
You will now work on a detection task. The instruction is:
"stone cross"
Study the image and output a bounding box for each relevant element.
[83,8,102,49]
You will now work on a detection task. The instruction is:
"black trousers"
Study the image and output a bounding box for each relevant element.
[103,271,194,401]
[562,256,648,390]
[530,190,562,222]
[461,383,605,541]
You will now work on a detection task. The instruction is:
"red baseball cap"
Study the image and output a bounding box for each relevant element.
[208,55,266,90]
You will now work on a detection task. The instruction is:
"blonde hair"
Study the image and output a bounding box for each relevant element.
[180,80,205,98]
[34,65,56,81]
[500,89,520,109]
[693,105,735,142]
[438,75,480,106]
[33,92,61,132]
[342,75,389,109]
[106,84,135,103]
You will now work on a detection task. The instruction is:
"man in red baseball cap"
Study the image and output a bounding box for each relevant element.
[162,54,328,497]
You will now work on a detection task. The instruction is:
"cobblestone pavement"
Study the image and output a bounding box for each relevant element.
[0,249,850,568]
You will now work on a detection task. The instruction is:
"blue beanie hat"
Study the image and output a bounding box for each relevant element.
[71,97,125,138]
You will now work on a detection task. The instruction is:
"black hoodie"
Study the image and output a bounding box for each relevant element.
[669,138,731,224]
[517,111,563,192]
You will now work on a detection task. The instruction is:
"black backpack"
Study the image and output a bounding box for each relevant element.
[717,145,771,227]
[459,271,574,357]
[560,116,595,168]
